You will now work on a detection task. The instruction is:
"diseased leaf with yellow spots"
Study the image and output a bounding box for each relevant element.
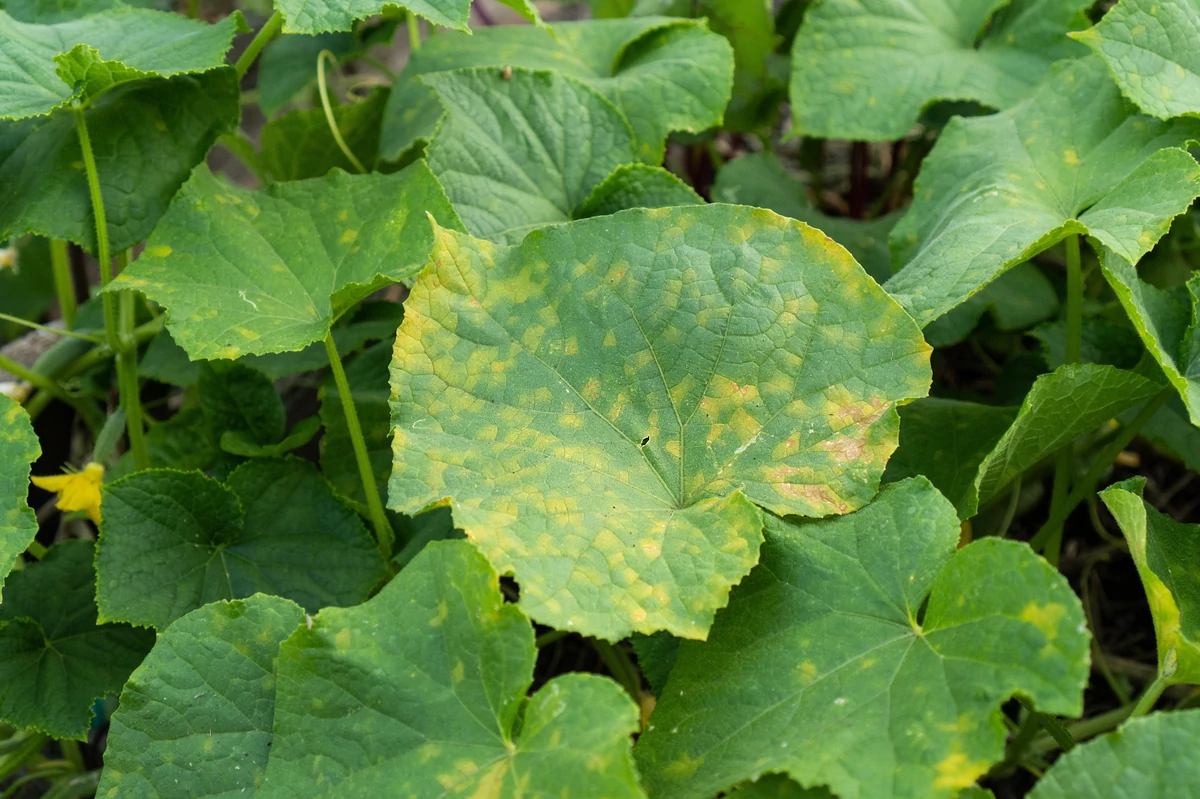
[108,161,463,360]
[633,478,1090,799]
[97,596,304,799]
[259,540,645,798]
[0,394,39,594]
[885,57,1200,326]
[389,204,931,641]
[1100,477,1200,685]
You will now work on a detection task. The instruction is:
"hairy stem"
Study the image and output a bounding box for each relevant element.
[234,11,283,80]
[49,240,76,329]
[324,331,393,558]
[317,50,367,174]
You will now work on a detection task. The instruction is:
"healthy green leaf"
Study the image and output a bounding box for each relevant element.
[97,595,305,799]
[320,338,390,507]
[494,0,544,26]
[256,31,354,117]
[0,68,240,255]
[380,17,733,163]
[0,8,242,119]
[199,361,285,448]
[576,163,703,220]
[139,330,200,387]
[885,57,1200,326]
[0,541,153,739]
[1029,710,1200,798]
[108,408,220,481]
[1100,477,1200,684]
[1100,246,1200,424]
[1137,397,1200,472]
[1074,0,1200,121]
[424,67,639,243]
[0,394,38,593]
[630,631,679,696]
[389,205,931,640]
[0,0,164,24]
[220,416,321,459]
[0,236,57,337]
[732,775,835,799]
[1032,317,1145,370]
[110,160,462,360]
[886,364,1161,517]
[97,459,385,629]
[259,540,645,797]
[634,478,1090,799]
[260,87,387,181]
[712,152,900,283]
[789,0,1090,140]
[923,262,1059,348]
[275,0,466,34]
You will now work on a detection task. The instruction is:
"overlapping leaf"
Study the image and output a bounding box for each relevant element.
[1100,247,1200,424]
[923,262,1059,348]
[259,540,645,797]
[788,0,1091,140]
[389,204,931,640]
[0,395,38,593]
[576,163,703,220]
[1101,477,1200,684]
[886,364,1162,517]
[0,68,240,255]
[1,0,164,24]
[634,478,1090,799]
[0,541,153,739]
[97,596,304,798]
[0,8,241,119]
[260,87,388,181]
[712,152,900,283]
[275,0,468,35]
[1029,710,1200,798]
[257,31,355,116]
[1075,0,1200,120]
[885,57,1200,326]
[97,459,385,629]
[380,17,733,163]
[110,161,462,360]
[424,67,639,243]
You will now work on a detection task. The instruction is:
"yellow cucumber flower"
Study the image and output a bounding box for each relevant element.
[32,462,105,524]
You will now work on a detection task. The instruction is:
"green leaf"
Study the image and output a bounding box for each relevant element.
[788,0,1090,140]
[424,67,640,244]
[923,262,1059,348]
[139,330,200,387]
[275,0,468,35]
[886,57,1200,326]
[97,595,305,799]
[389,205,931,640]
[494,0,544,26]
[1100,477,1200,684]
[1100,246,1200,424]
[97,459,385,629]
[380,17,733,163]
[0,541,153,739]
[712,152,900,283]
[886,364,1161,518]
[0,0,165,24]
[576,163,703,220]
[0,394,38,593]
[1029,710,1200,798]
[1074,0,1200,121]
[200,361,285,448]
[260,87,387,181]
[221,416,321,459]
[1137,396,1200,472]
[633,478,1090,799]
[108,408,220,481]
[0,237,57,336]
[1032,316,1144,370]
[110,161,462,360]
[630,631,679,696]
[732,775,835,799]
[320,338,390,507]
[0,68,240,256]
[259,540,644,797]
[257,31,355,117]
[0,8,242,119]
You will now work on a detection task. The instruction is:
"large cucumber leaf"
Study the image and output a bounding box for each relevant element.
[259,540,645,797]
[97,459,385,629]
[97,596,304,798]
[885,57,1200,326]
[380,17,733,163]
[110,161,461,360]
[634,478,1090,799]
[1101,477,1200,685]
[0,395,38,594]
[1075,0,1200,120]
[0,541,153,739]
[789,0,1090,140]
[389,204,930,641]
[274,0,468,35]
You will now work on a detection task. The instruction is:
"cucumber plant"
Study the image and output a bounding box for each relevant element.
[1,0,1199,796]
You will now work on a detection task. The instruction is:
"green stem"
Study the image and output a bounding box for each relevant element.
[996,475,1021,538]
[25,541,46,560]
[59,740,85,772]
[535,629,569,648]
[406,12,421,51]
[592,640,642,703]
[0,352,102,431]
[0,313,101,343]
[1132,651,1175,718]
[234,11,283,80]
[116,283,148,470]
[1027,703,1134,758]
[186,0,199,18]
[323,332,392,557]
[72,109,118,350]
[1064,234,1083,364]
[1017,695,1076,752]
[1031,388,1173,552]
[995,708,1042,776]
[317,50,367,174]
[49,240,76,329]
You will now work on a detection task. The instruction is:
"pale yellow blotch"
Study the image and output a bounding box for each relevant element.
[337,210,349,221]
[631,607,647,623]
[603,330,617,347]
[341,229,358,244]
[796,661,818,685]
[665,439,681,458]
[1063,149,1080,166]
[236,327,260,341]
[334,628,351,650]
[663,752,703,779]
[430,600,449,627]
[451,660,465,684]
[639,539,662,559]
[933,752,989,789]
[1019,601,1067,641]
[145,245,172,258]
